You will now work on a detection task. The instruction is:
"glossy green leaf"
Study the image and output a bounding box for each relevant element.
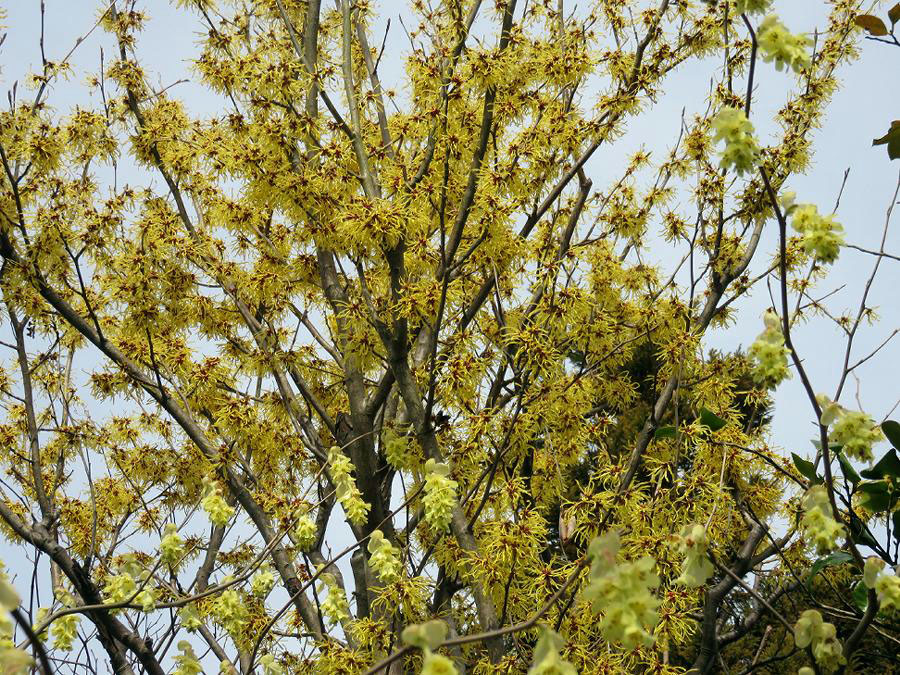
[851,581,869,611]
[836,452,861,486]
[654,426,677,439]
[860,448,900,481]
[806,551,853,590]
[857,480,892,512]
[699,407,727,432]
[881,420,900,450]
[811,439,843,453]
[792,453,822,484]
[849,515,881,549]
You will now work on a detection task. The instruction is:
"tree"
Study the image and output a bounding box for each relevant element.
[0,0,898,673]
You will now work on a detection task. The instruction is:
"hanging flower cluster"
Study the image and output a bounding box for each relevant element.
[749,310,791,387]
[317,571,350,625]
[213,587,249,638]
[758,15,812,73]
[829,410,883,463]
[710,107,759,174]
[178,603,203,632]
[583,531,660,649]
[402,620,457,674]
[790,203,845,264]
[794,609,845,672]
[251,565,277,598]
[0,569,32,672]
[294,509,318,550]
[173,640,204,675]
[103,557,155,611]
[328,446,371,527]
[673,524,715,588]
[422,459,459,532]
[527,626,578,675]
[732,0,772,14]
[865,557,900,611]
[367,530,402,584]
[800,486,844,554]
[201,476,235,527]
[159,522,184,566]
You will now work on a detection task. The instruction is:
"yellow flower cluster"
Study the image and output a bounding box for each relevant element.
[800,486,844,554]
[794,609,845,672]
[584,531,660,649]
[422,459,458,532]
[328,446,372,527]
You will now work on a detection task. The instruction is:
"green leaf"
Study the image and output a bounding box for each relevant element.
[811,439,843,453]
[792,453,822,484]
[873,122,900,161]
[893,510,900,542]
[881,420,900,450]
[654,426,676,439]
[851,580,869,611]
[860,448,900,481]
[849,514,881,549]
[857,480,893,512]
[699,407,727,432]
[889,3,900,25]
[806,551,854,590]
[854,14,890,35]
[836,452,861,487]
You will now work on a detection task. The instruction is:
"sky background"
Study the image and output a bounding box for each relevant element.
[0,0,899,668]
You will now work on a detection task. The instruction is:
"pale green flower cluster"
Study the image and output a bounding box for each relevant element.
[863,557,885,588]
[383,428,414,469]
[317,572,350,625]
[367,530,402,583]
[422,459,459,532]
[421,650,458,675]
[401,619,458,673]
[294,511,317,550]
[748,312,791,387]
[202,476,235,527]
[51,612,80,652]
[260,653,285,675]
[213,587,249,637]
[178,603,203,631]
[160,522,184,566]
[103,557,156,611]
[865,557,900,611]
[328,446,371,527]
[584,530,660,649]
[174,640,203,675]
[0,567,33,674]
[528,627,578,675]
[829,409,883,463]
[710,107,759,174]
[794,610,845,672]
[790,203,844,264]
[758,15,811,73]
[875,573,900,612]
[800,486,844,554]
[251,565,277,598]
[674,524,714,588]
[732,0,772,14]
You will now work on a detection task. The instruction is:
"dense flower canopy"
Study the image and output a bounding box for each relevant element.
[0,1,899,674]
